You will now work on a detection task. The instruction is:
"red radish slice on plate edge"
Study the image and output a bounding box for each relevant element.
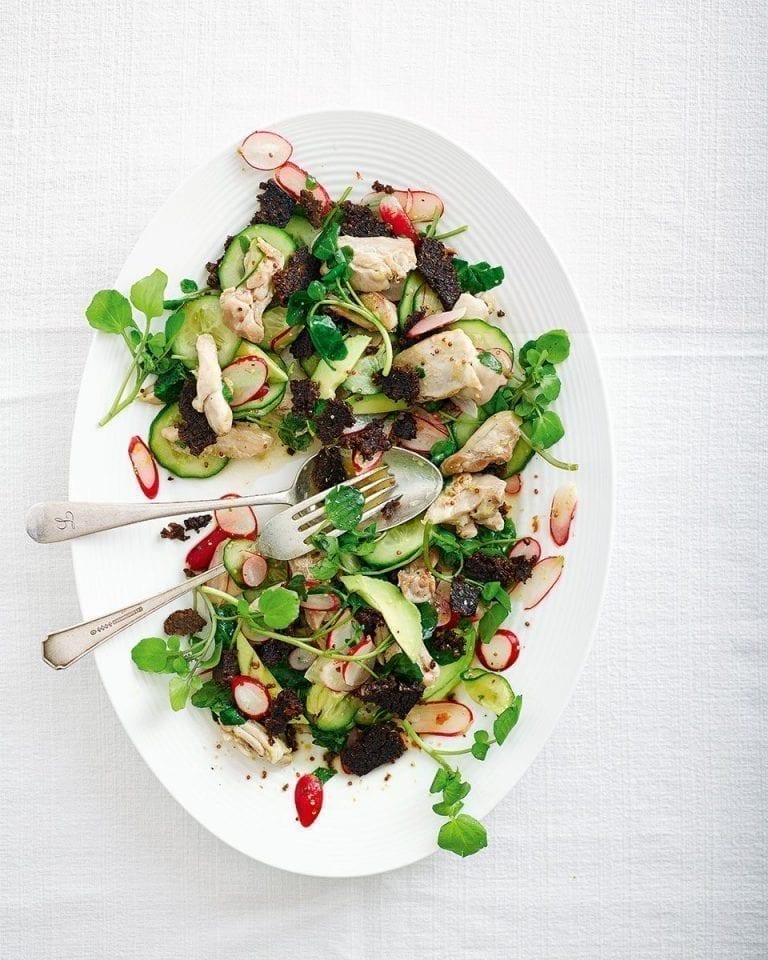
[275,162,331,211]
[295,773,324,828]
[477,629,520,671]
[407,190,444,222]
[378,194,420,243]
[509,536,540,563]
[550,482,578,546]
[509,556,564,609]
[406,306,466,339]
[222,357,268,407]
[185,526,229,572]
[128,436,159,500]
[230,676,271,720]
[341,638,375,688]
[215,494,258,538]
[505,475,522,496]
[241,553,268,588]
[239,130,293,171]
[407,701,473,736]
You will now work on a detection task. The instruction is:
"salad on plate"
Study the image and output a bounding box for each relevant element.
[86,129,578,858]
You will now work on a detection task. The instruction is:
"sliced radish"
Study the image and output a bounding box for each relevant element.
[509,537,541,563]
[305,609,332,634]
[451,395,478,419]
[398,408,450,454]
[505,475,522,496]
[215,494,258,539]
[301,591,341,613]
[341,638,375,689]
[185,526,229,572]
[230,676,271,720]
[275,161,331,212]
[378,194,419,243]
[406,306,466,339]
[241,553,268,588]
[295,772,324,827]
[360,190,384,210]
[435,581,455,628]
[550,482,578,546]
[477,628,520,671]
[509,556,564,609]
[270,326,299,352]
[407,701,473,736]
[288,647,317,671]
[221,357,268,407]
[407,190,444,222]
[128,435,159,500]
[318,658,356,693]
[352,449,383,474]
[239,130,293,171]
[489,347,513,377]
[391,189,414,215]
[206,539,231,593]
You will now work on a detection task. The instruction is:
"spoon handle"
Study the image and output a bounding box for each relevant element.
[42,564,226,669]
[25,489,295,544]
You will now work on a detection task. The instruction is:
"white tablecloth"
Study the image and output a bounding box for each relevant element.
[2,1,766,957]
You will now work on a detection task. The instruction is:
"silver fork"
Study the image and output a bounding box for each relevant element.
[42,466,397,670]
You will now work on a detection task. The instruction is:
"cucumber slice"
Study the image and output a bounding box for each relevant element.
[365,514,425,568]
[223,539,258,588]
[312,334,371,400]
[305,684,359,731]
[218,225,297,289]
[461,668,514,715]
[398,271,442,328]
[234,341,289,383]
[300,355,320,377]
[148,403,228,479]
[449,318,515,361]
[173,295,241,369]
[283,214,319,248]
[261,307,301,351]
[232,380,286,419]
[503,435,535,477]
[349,393,408,415]
[452,415,480,448]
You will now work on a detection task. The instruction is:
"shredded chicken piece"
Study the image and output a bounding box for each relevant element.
[220,239,285,343]
[426,473,507,539]
[394,329,483,401]
[416,644,439,686]
[336,235,417,292]
[442,412,521,475]
[192,334,232,436]
[453,292,490,320]
[469,359,508,405]
[219,720,292,765]
[138,384,164,405]
[397,557,436,604]
[208,422,273,459]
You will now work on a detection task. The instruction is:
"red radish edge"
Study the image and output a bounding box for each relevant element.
[275,162,331,211]
[505,475,522,496]
[341,638,375,687]
[301,592,340,612]
[510,556,564,610]
[222,356,268,407]
[406,306,466,339]
[239,130,293,171]
[230,676,271,720]
[407,701,473,737]
[477,629,520,671]
[378,194,420,243]
[352,449,383,474]
[398,408,449,454]
[241,553,268,588]
[271,326,297,352]
[295,773,324,828]
[407,190,444,222]
[215,493,258,538]
[550,482,578,546]
[185,527,229,572]
[128,436,159,500]
[509,537,541,563]
[392,189,414,214]
[318,659,355,693]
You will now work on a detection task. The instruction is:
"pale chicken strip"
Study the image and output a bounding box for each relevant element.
[219,720,292,765]
[338,235,417,292]
[208,422,273,459]
[220,238,286,343]
[397,557,437,604]
[192,333,232,436]
[393,329,483,401]
[441,412,521,475]
[426,473,507,539]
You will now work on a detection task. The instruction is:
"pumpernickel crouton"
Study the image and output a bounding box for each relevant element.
[340,721,405,776]
[163,608,206,637]
[417,237,461,309]
[250,180,296,228]
[358,676,423,719]
[272,247,322,305]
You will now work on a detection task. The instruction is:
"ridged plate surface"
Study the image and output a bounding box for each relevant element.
[69,111,613,876]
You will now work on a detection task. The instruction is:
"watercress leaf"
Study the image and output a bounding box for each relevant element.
[190,679,230,710]
[537,363,561,402]
[312,766,337,785]
[312,215,341,262]
[166,635,181,653]
[477,351,503,374]
[442,773,472,805]
[430,437,458,466]
[418,602,438,640]
[535,329,570,364]
[130,269,168,321]
[430,769,449,794]
[325,485,365,531]
[471,740,491,760]
[86,289,135,335]
[277,413,313,451]
[286,291,310,327]
[309,555,341,580]
[528,410,565,448]
[239,235,251,254]
[218,705,248,725]
[479,601,510,645]
[380,652,424,683]
[269,661,311,696]
[432,800,464,818]
[168,673,201,711]
[221,382,233,404]
[308,314,348,363]
[171,655,189,676]
[307,721,349,753]
[153,359,189,404]
[284,575,308,599]
[131,636,170,672]
[474,729,490,742]
[438,814,488,857]
[257,586,300,629]
[493,695,523,744]
[453,258,505,295]
[164,308,185,347]
[307,280,326,302]
[180,278,198,294]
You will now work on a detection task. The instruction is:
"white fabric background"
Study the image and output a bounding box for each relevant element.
[1,1,765,957]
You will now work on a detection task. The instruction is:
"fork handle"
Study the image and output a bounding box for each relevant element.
[26,489,294,544]
[42,564,227,669]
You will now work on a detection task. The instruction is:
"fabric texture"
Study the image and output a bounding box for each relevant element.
[1,1,766,958]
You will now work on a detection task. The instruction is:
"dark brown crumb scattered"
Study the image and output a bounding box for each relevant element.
[354,605,385,636]
[429,628,466,661]
[381,497,401,521]
[160,522,189,542]
[311,446,346,492]
[371,180,394,194]
[449,578,481,617]
[282,783,289,792]
[384,773,392,782]
[251,179,296,228]
[178,380,217,456]
[246,774,251,780]
[258,638,292,667]
[497,309,506,317]
[289,326,315,361]
[315,399,355,443]
[340,721,405,776]
[263,689,303,750]
[184,514,212,533]
[463,551,536,586]
[340,420,392,460]
[377,366,421,403]
[163,608,206,637]
[392,412,417,440]
[261,769,268,779]
[400,308,426,342]
[417,237,461,309]
[340,200,391,238]
[507,555,537,584]
[212,648,239,686]
[204,234,235,289]
[290,378,319,418]
[358,676,424,718]
[299,189,326,228]
[273,246,322,305]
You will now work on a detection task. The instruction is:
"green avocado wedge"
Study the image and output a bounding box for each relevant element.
[340,574,423,666]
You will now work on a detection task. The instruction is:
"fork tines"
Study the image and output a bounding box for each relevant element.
[295,466,397,539]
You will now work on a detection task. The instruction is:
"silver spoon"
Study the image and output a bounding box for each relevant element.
[25,448,440,544]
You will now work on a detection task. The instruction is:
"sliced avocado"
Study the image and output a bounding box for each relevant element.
[349,393,409,415]
[235,630,281,692]
[312,334,371,400]
[340,574,422,665]
[234,340,289,383]
[306,684,359,731]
